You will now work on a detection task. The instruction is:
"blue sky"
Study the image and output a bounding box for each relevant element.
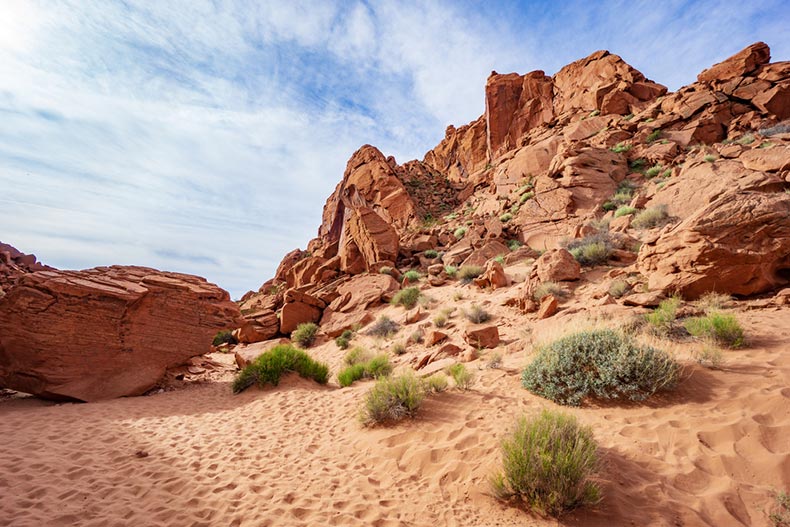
[1,0,788,298]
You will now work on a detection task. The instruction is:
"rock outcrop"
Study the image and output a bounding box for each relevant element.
[0,242,53,295]
[0,266,241,401]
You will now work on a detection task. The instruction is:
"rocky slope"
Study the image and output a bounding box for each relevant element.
[237,42,790,343]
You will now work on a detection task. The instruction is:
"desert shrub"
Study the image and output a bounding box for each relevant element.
[614,206,637,218]
[610,142,632,153]
[500,212,513,222]
[449,363,474,390]
[769,490,790,526]
[533,281,564,301]
[694,346,724,368]
[423,249,438,259]
[433,314,448,327]
[608,279,629,299]
[337,363,367,387]
[490,410,600,516]
[392,342,407,355]
[629,158,647,172]
[379,266,394,276]
[465,304,491,324]
[458,265,484,283]
[366,354,393,378]
[487,352,503,369]
[452,291,464,301]
[335,329,354,350]
[454,227,467,239]
[444,265,458,278]
[367,316,400,337]
[522,329,680,406]
[695,292,731,312]
[494,254,506,264]
[401,270,421,284]
[645,164,662,178]
[645,296,681,333]
[507,239,522,251]
[360,373,426,426]
[291,322,319,348]
[684,312,745,348]
[344,346,370,366]
[212,330,237,347]
[519,191,535,203]
[232,344,329,393]
[391,287,421,309]
[408,330,424,344]
[338,354,392,387]
[424,374,449,393]
[736,133,755,145]
[760,121,790,137]
[646,129,662,143]
[631,205,669,229]
[566,234,612,266]
[704,154,717,163]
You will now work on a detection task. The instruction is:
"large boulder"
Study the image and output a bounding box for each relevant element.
[638,192,790,299]
[233,309,279,344]
[535,248,581,282]
[0,266,241,401]
[320,273,400,336]
[697,42,771,84]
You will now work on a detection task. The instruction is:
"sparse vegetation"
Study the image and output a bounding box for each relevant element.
[500,212,513,222]
[490,410,600,517]
[232,344,330,394]
[433,314,448,327]
[614,206,637,218]
[367,316,400,337]
[645,164,663,178]
[379,266,394,276]
[424,374,449,393]
[494,254,506,264]
[335,329,354,349]
[465,304,491,324]
[694,346,724,369]
[695,292,731,312]
[458,265,484,283]
[454,227,468,239]
[519,191,535,203]
[408,330,424,344]
[392,342,407,355]
[685,312,745,348]
[629,158,647,172]
[566,234,612,266]
[212,330,237,347]
[736,133,755,145]
[603,180,636,211]
[360,373,426,426]
[487,352,503,369]
[646,129,662,143]
[391,287,421,309]
[769,490,790,526]
[423,249,438,259]
[522,329,681,406]
[401,270,421,284]
[704,154,717,163]
[337,353,393,387]
[760,121,790,137]
[645,296,681,334]
[610,142,632,153]
[507,239,522,251]
[448,363,474,390]
[291,322,319,348]
[534,281,564,301]
[608,279,629,299]
[444,265,458,278]
[344,346,370,366]
[631,205,669,229]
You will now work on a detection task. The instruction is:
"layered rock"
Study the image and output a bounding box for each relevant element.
[0,266,241,401]
[0,242,53,295]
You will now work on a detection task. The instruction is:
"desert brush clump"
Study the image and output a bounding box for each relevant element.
[465,304,491,324]
[769,490,790,526]
[335,329,354,349]
[291,322,319,348]
[448,363,474,390]
[610,142,632,153]
[695,292,731,312]
[391,287,421,309]
[360,373,426,426]
[367,316,400,338]
[631,205,669,230]
[507,239,522,251]
[684,312,745,348]
[533,281,565,301]
[212,330,237,347]
[453,226,467,239]
[337,352,393,387]
[423,249,438,259]
[391,342,407,355]
[500,212,513,222]
[232,344,329,394]
[490,410,600,517]
[608,280,629,298]
[644,296,682,334]
[565,234,613,266]
[444,265,458,278]
[522,329,681,406]
[614,205,637,218]
[457,265,484,283]
[401,270,421,284]
[424,374,449,393]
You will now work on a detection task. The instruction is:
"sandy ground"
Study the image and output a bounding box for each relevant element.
[1,276,788,527]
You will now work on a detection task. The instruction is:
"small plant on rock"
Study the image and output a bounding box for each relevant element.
[610,142,632,153]
[458,265,484,283]
[490,410,600,517]
[423,249,438,259]
[391,287,421,309]
[608,280,629,299]
[500,212,513,222]
[533,281,564,301]
[507,239,522,251]
[614,206,637,218]
[454,227,467,239]
[631,205,669,230]
[704,154,717,163]
[291,322,319,348]
[566,234,612,266]
[444,265,458,278]
[335,329,354,349]
[401,270,421,284]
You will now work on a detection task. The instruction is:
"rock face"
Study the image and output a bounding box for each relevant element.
[0,242,54,295]
[638,192,790,299]
[0,266,241,401]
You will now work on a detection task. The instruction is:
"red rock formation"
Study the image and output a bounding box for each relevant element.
[0,242,53,295]
[0,266,241,401]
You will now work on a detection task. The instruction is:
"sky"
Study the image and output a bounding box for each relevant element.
[1,0,788,298]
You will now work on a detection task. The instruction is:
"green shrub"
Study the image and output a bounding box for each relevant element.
[490,410,600,516]
[408,330,424,344]
[684,312,745,348]
[610,142,632,153]
[444,265,458,278]
[769,490,790,526]
[736,133,755,145]
[391,287,421,309]
[566,235,612,266]
[614,206,637,218]
[646,129,662,143]
[487,352,503,369]
[338,354,393,387]
[360,373,426,426]
[645,164,662,178]
[534,281,564,301]
[465,304,490,324]
[212,330,237,347]
[608,280,629,299]
[423,249,438,259]
[232,344,329,393]
[454,227,467,239]
[704,154,717,163]
[602,201,617,211]
[424,374,449,393]
[500,212,513,222]
[631,205,669,229]
[344,346,370,366]
[629,158,647,172]
[457,265,484,283]
[519,191,535,204]
[367,316,400,337]
[695,292,731,312]
[392,342,407,355]
[335,329,354,350]
[337,363,366,387]
[522,329,680,406]
[448,363,474,390]
[645,296,681,332]
[401,270,421,284]
[433,314,448,327]
[494,254,506,264]
[366,354,393,378]
[379,266,394,276]
[507,239,522,251]
[291,322,319,348]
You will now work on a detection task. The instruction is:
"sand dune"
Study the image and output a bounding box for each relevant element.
[1,303,788,527]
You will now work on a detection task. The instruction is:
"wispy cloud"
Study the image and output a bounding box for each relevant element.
[0,0,786,297]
